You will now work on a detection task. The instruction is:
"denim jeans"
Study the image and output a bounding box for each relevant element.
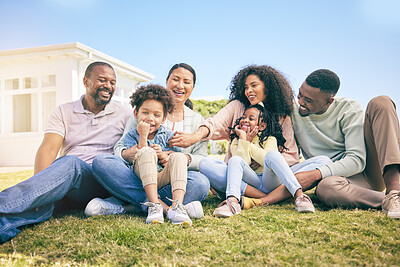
[91,153,210,209]
[200,152,332,200]
[0,155,109,244]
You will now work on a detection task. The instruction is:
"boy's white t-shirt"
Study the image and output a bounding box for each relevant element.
[163,118,184,132]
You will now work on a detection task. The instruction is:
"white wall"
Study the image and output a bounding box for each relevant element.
[0,133,43,166]
[0,58,77,166]
[0,56,146,166]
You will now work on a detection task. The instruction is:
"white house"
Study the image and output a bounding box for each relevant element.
[0,42,154,166]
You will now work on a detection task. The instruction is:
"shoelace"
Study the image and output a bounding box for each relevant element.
[142,202,162,213]
[392,193,400,208]
[166,197,187,214]
[100,201,123,213]
[297,194,310,202]
[222,198,240,214]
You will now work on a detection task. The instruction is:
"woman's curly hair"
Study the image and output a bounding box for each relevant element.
[229,104,287,151]
[130,84,175,116]
[228,65,294,118]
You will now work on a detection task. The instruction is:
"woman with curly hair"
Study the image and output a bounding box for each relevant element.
[169,64,298,162]
[169,65,307,208]
[229,65,294,118]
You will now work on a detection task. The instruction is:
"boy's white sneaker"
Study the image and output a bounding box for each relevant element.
[143,202,164,224]
[184,201,204,219]
[85,197,125,217]
[168,200,192,226]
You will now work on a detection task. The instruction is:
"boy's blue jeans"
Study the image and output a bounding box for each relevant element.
[91,153,210,208]
[0,155,108,244]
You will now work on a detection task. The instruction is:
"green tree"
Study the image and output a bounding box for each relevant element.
[192,99,228,118]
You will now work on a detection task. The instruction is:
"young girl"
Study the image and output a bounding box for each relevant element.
[123,84,192,226]
[210,104,324,217]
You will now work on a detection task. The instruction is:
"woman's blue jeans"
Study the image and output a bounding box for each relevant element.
[91,153,210,208]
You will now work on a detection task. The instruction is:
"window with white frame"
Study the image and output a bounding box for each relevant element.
[0,74,56,134]
[114,84,135,109]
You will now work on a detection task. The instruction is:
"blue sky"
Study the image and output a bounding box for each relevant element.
[0,0,399,109]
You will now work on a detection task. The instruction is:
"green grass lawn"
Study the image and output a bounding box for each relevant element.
[1,170,400,266]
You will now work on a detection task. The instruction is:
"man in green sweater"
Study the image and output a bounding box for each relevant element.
[291,69,400,218]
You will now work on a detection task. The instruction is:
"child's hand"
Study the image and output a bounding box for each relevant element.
[137,121,150,137]
[235,125,247,140]
[150,144,162,154]
[150,144,172,167]
[246,126,258,142]
[158,151,173,167]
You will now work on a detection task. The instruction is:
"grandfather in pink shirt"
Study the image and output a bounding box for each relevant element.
[0,62,131,244]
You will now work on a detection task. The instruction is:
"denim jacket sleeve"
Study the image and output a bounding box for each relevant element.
[122,130,139,159]
[156,126,182,152]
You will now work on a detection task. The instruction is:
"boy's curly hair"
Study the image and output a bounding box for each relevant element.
[130,84,175,116]
[228,65,294,118]
[229,104,287,151]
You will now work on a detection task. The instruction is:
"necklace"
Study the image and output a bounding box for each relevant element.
[170,111,183,121]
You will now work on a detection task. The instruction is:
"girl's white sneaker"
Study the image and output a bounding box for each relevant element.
[295,194,315,213]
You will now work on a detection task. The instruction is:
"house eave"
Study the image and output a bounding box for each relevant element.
[0,42,154,82]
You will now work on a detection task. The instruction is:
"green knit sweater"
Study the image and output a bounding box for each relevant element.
[291,97,366,178]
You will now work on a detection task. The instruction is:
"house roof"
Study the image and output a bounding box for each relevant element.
[0,42,154,82]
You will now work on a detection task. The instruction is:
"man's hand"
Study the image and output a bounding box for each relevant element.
[34,133,63,174]
[121,145,139,164]
[295,169,322,191]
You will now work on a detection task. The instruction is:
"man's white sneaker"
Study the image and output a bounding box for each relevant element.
[295,194,315,213]
[184,201,204,219]
[84,197,125,217]
[168,200,192,226]
[382,190,400,219]
[143,202,164,224]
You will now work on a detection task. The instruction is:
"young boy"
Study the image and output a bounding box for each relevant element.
[123,84,192,226]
